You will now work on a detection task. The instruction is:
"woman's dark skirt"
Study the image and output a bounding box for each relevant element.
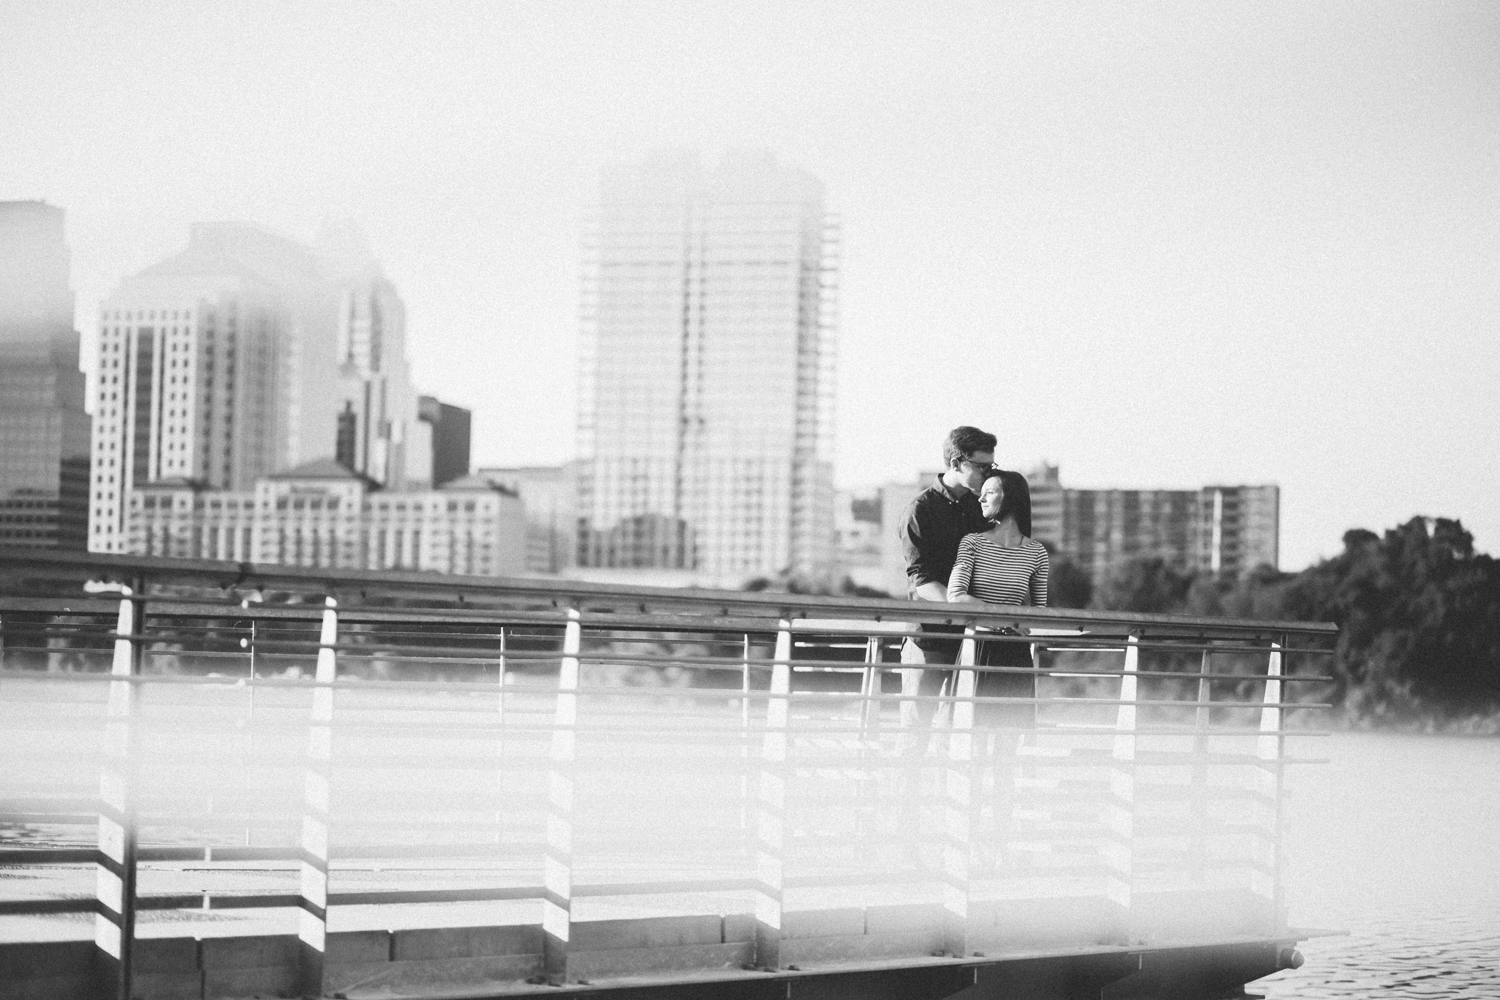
[975,631,1036,729]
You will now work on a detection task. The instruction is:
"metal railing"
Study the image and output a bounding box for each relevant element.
[0,549,1336,998]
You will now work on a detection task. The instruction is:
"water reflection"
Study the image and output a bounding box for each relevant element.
[1263,733,1500,999]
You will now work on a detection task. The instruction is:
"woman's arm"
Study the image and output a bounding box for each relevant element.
[1031,544,1051,608]
[947,536,980,603]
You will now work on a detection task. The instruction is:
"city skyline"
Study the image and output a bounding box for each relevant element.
[4,4,1497,571]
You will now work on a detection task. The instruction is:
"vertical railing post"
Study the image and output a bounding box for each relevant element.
[860,634,883,735]
[1103,631,1139,939]
[941,627,979,958]
[1190,649,1212,882]
[754,620,792,971]
[497,625,508,720]
[496,623,508,827]
[857,632,884,837]
[96,591,143,1000]
[297,597,338,998]
[740,632,752,838]
[543,608,581,984]
[1252,638,1284,931]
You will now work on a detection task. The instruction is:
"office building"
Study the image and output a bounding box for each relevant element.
[834,488,884,592]
[88,229,296,552]
[478,465,575,574]
[419,396,472,488]
[0,202,91,549]
[126,457,525,576]
[1036,468,1279,582]
[575,150,839,585]
[320,221,424,490]
[1199,484,1279,576]
[89,221,425,552]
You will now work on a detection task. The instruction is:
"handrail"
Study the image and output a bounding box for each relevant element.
[0,546,1338,637]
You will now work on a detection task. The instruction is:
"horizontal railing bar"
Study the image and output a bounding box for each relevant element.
[0,716,1333,742]
[32,623,1334,658]
[0,669,1335,699]
[0,550,1341,635]
[89,631,1334,662]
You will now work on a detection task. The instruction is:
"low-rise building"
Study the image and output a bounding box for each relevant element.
[477,464,576,574]
[126,457,525,576]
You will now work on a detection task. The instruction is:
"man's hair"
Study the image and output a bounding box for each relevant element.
[942,426,997,467]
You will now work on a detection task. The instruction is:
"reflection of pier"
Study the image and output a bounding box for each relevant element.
[0,549,1333,999]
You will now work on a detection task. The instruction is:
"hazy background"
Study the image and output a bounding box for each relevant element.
[3,1,1496,570]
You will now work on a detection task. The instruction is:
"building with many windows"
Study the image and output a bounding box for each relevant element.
[89,221,430,553]
[1,201,91,549]
[126,457,525,576]
[575,150,839,586]
[1025,466,1279,581]
[89,266,291,553]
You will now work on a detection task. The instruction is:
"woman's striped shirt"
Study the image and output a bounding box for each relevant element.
[947,533,1050,607]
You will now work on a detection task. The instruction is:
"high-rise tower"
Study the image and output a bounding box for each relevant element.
[88,229,296,553]
[88,221,426,553]
[576,151,839,584]
[0,201,90,549]
[319,220,424,490]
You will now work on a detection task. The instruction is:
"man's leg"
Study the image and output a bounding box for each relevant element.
[896,639,955,871]
[899,638,954,732]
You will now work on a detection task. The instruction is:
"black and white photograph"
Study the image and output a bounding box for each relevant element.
[1,4,1496,999]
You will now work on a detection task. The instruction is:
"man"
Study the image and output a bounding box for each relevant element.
[897,425,996,726]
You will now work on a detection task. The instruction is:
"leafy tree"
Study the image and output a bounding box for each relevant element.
[1281,517,1500,722]
[1049,556,1093,609]
[1090,557,1195,615]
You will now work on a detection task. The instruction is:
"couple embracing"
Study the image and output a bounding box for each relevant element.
[897,425,1050,730]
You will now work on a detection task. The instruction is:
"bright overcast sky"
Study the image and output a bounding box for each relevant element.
[4,1,1497,570]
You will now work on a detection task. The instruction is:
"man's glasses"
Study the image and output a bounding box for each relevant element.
[961,459,995,473]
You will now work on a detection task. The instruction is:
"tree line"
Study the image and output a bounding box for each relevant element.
[1050,516,1500,729]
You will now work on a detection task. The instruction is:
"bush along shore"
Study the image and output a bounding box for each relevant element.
[1048,516,1500,734]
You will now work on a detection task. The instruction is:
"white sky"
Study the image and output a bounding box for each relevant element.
[3,1,1496,570]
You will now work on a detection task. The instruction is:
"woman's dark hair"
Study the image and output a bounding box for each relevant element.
[982,468,1033,536]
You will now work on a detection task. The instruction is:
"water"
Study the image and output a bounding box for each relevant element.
[1262,732,1500,999]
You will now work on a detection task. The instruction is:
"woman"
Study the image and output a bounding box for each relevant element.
[947,469,1050,727]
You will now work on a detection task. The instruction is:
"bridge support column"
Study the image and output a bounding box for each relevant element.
[96,591,142,1000]
[1252,639,1284,931]
[543,608,581,983]
[941,627,979,958]
[753,620,792,970]
[1103,631,1139,940]
[298,597,339,998]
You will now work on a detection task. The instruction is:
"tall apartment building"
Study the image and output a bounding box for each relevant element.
[126,458,525,576]
[575,150,839,585]
[0,202,91,549]
[1026,466,1279,582]
[1199,484,1279,576]
[89,222,425,552]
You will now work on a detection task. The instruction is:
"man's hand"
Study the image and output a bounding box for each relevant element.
[913,581,948,602]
